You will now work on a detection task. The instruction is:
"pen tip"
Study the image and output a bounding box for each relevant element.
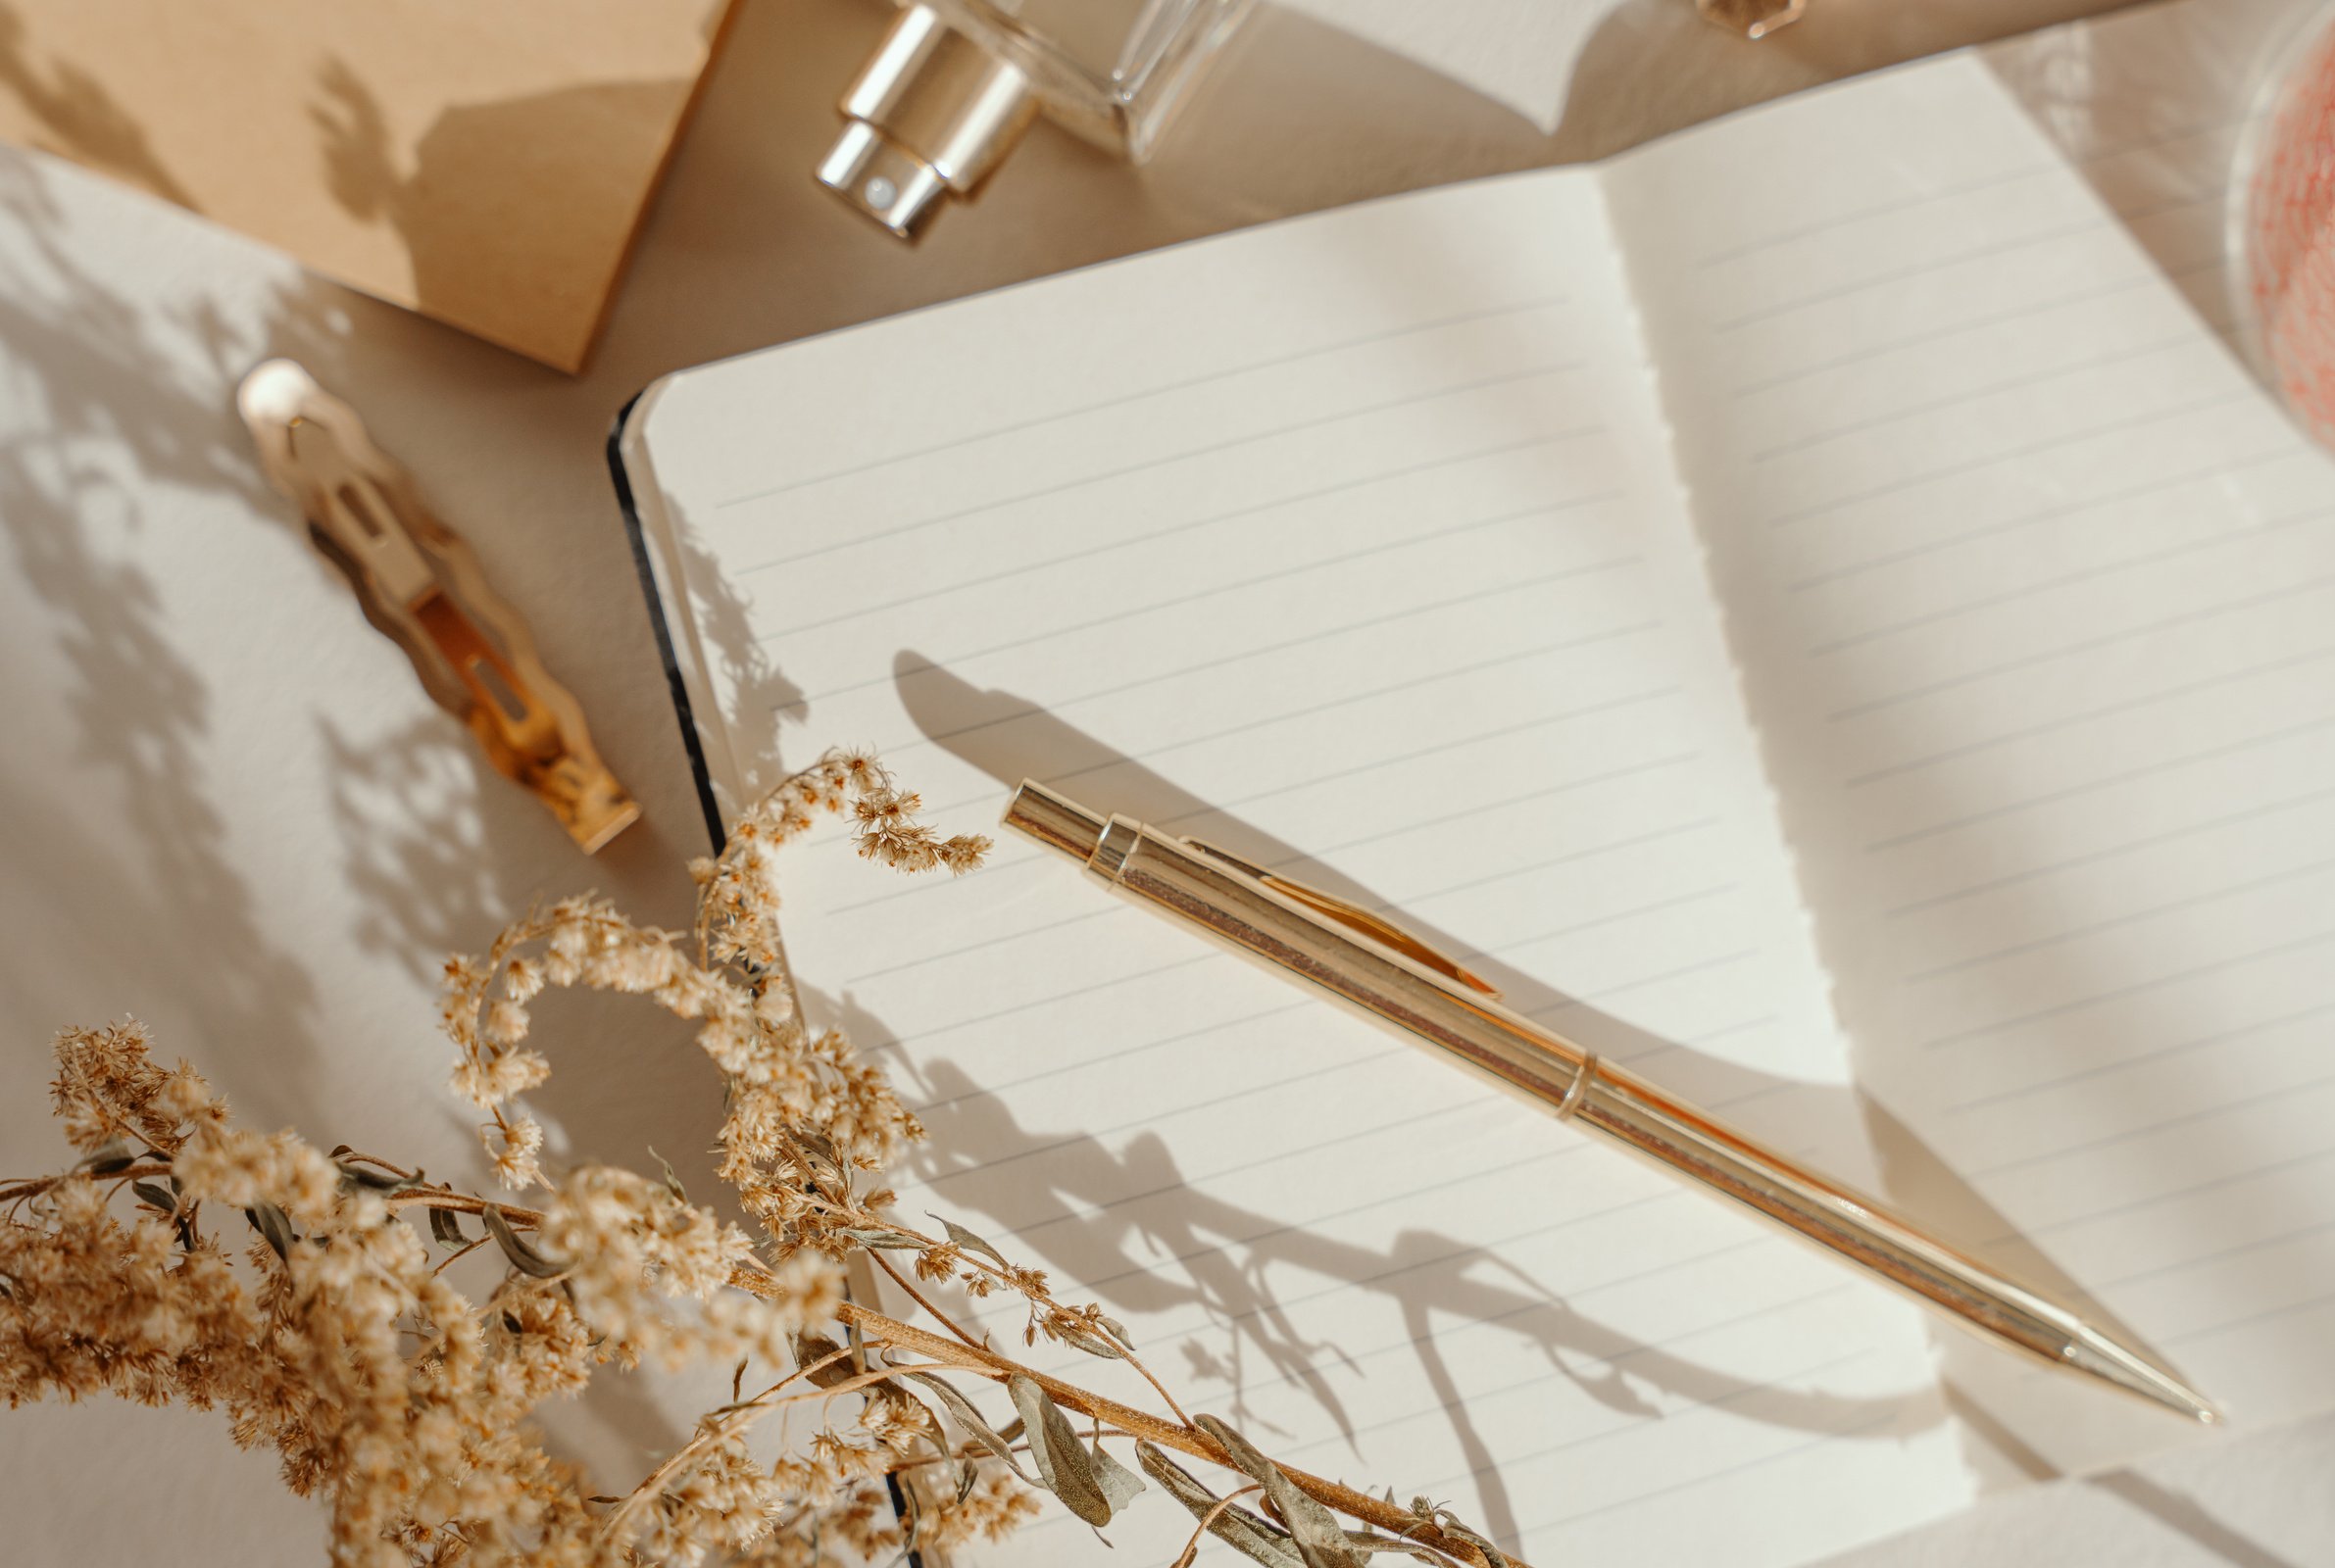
[2063,1330,2222,1426]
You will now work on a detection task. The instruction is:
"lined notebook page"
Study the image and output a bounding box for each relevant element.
[1608,56,2335,1474]
[622,172,1964,1564]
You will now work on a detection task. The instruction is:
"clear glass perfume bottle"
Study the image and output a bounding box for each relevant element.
[2230,1,2335,450]
[819,0,1252,240]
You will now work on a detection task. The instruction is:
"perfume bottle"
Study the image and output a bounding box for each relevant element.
[819,0,1251,240]
[2231,1,2335,451]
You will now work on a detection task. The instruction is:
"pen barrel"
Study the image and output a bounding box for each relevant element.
[1566,1062,2087,1373]
[1068,808,2095,1378]
[1084,814,1595,1111]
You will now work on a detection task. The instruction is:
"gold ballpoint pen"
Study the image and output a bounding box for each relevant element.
[1002,780,2221,1425]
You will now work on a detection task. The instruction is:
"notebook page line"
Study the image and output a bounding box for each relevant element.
[1841,643,2335,788]
[733,360,1586,574]
[1918,927,2335,1052]
[712,294,1570,512]
[824,632,1673,876]
[1864,712,2335,853]
[1761,387,2253,531]
[1806,503,2335,655]
[776,493,1627,710]
[801,540,1637,735]
[1825,575,2335,722]
[1977,1145,2335,1251]
[1884,785,2335,919]
[827,705,1691,918]
[1948,1001,2335,1114]
[1746,332,2199,465]
[1784,447,2301,592]
[1693,100,2258,274]
[775,466,1612,639]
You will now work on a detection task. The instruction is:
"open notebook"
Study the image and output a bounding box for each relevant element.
[614,51,2335,1568]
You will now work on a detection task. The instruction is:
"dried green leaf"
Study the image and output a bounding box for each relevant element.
[75,1142,135,1176]
[245,1201,295,1261]
[130,1180,176,1213]
[1426,1511,1507,1568]
[1050,1317,1128,1360]
[480,1203,568,1279]
[334,1159,414,1193]
[791,1332,859,1390]
[899,1371,1034,1484]
[428,1207,468,1250]
[898,1467,924,1551]
[1088,1436,1146,1516]
[1008,1374,1115,1526]
[1197,1414,1365,1568]
[928,1212,1009,1267]
[837,1226,926,1250]
[646,1147,688,1205]
[790,1128,848,1192]
[1341,1535,1457,1563]
[1136,1442,1303,1568]
[1096,1311,1135,1349]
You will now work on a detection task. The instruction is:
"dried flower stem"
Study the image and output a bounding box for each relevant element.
[822,1298,1510,1567]
[795,1191,1200,1428]
[864,1250,983,1349]
[1174,1484,1267,1568]
[596,1339,889,1544]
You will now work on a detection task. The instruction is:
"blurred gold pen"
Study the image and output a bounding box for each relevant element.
[1002,780,2221,1425]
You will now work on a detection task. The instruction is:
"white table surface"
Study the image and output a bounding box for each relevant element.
[4,0,2333,1561]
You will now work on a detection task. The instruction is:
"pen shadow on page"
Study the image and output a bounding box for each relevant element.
[881,653,1944,1527]
[889,654,2187,1358]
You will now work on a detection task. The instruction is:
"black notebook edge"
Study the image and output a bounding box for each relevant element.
[608,391,728,857]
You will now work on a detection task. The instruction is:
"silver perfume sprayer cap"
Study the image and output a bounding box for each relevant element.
[818,4,1040,240]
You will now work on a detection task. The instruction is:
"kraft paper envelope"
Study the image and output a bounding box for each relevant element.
[0,0,736,370]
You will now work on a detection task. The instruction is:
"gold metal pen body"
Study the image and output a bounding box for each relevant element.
[1003,780,2217,1424]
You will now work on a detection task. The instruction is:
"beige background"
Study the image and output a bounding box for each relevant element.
[3,0,2332,1562]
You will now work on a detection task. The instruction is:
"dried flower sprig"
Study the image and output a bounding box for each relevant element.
[2,751,1521,1568]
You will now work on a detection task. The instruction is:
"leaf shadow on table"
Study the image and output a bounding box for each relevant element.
[0,4,193,208]
[0,149,329,1137]
[0,127,715,1488]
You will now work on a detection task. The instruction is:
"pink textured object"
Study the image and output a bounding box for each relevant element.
[2243,9,2335,447]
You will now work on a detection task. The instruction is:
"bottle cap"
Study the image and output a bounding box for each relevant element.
[819,4,1040,239]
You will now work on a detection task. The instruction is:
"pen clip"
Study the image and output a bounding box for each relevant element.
[1178,837,1501,998]
[237,360,640,854]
